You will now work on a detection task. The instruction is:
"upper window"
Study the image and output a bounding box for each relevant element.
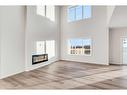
[46,6,55,21]
[76,6,83,20]
[37,6,55,21]
[37,6,45,17]
[83,6,91,19]
[68,7,75,22]
[68,5,91,22]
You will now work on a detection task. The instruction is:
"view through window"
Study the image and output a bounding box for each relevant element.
[37,6,55,21]
[68,39,92,55]
[36,40,55,59]
[68,5,91,22]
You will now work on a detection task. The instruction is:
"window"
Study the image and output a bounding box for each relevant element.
[68,7,75,22]
[36,6,55,21]
[68,39,92,55]
[82,39,91,55]
[68,5,91,22]
[123,38,127,48]
[36,41,45,55]
[46,6,55,21]
[83,6,91,19]
[37,6,45,16]
[76,6,83,20]
[46,40,55,59]
[36,40,55,59]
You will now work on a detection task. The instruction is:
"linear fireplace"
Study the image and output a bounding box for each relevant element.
[32,54,48,65]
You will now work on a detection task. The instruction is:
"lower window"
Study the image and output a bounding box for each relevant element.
[68,38,92,55]
[35,40,55,59]
[46,40,55,59]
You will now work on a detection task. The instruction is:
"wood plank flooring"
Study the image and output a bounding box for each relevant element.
[0,60,127,89]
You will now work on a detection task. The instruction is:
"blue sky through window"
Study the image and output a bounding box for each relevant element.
[75,39,82,46]
[83,39,91,45]
[83,6,91,19]
[68,7,75,22]
[68,5,91,22]
[76,6,82,20]
[69,39,91,47]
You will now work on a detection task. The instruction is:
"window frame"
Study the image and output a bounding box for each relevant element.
[75,6,83,21]
[46,40,55,59]
[36,41,46,55]
[36,6,55,21]
[46,6,55,21]
[35,40,56,59]
[67,5,91,22]
[67,38,92,56]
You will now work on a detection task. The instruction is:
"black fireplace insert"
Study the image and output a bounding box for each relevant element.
[32,54,48,65]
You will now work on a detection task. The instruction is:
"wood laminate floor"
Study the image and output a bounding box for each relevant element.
[1,60,127,89]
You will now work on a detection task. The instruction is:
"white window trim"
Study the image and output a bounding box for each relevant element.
[35,40,56,59]
[37,6,55,21]
[67,38,93,56]
[67,5,91,22]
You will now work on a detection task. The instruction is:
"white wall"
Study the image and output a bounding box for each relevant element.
[107,6,115,25]
[0,6,25,78]
[109,28,127,64]
[0,6,112,78]
[109,6,127,28]
[25,6,60,71]
[60,6,109,65]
